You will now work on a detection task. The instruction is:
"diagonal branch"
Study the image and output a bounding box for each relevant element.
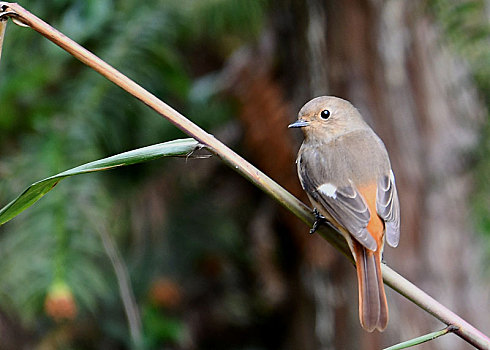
[0,20,6,60]
[0,3,488,349]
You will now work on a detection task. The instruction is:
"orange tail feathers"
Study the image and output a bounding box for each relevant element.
[354,243,388,332]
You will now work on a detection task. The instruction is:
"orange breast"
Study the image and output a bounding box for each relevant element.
[358,183,384,250]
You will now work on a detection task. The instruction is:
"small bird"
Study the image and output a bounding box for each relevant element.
[289,96,400,332]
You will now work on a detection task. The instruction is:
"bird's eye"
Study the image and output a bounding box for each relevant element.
[320,109,330,120]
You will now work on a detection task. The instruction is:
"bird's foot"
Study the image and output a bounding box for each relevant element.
[310,208,326,234]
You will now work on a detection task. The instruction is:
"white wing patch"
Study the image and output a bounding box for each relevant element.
[317,183,337,199]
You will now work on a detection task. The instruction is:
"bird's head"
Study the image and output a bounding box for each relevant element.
[288,96,367,141]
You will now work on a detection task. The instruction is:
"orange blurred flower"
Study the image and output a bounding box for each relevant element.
[44,281,77,322]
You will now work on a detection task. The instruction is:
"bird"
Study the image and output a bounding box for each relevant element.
[289,96,400,332]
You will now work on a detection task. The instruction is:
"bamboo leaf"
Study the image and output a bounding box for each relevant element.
[0,138,200,226]
[383,326,454,350]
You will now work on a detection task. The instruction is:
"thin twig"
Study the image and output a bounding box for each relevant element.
[1,3,489,349]
[98,222,143,349]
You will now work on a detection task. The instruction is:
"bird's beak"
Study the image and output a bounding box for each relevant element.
[288,119,310,128]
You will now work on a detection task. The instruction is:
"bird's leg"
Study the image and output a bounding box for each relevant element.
[310,208,326,234]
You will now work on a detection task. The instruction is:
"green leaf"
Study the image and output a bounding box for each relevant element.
[0,138,200,226]
[383,326,453,350]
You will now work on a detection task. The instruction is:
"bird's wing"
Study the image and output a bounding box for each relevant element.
[298,157,376,251]
[376,171,400,247]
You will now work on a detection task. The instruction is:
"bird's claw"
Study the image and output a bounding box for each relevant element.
[309,208,326,234]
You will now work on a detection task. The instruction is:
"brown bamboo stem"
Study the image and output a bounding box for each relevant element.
[0,16,7,62]
[1,3,489,349]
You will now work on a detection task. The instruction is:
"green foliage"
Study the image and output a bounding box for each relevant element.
[142,306,187,348]
[0,0,267,348]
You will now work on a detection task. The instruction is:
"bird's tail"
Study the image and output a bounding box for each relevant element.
[354,244,388,332]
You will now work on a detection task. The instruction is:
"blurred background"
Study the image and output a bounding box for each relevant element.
[0,0,489,349]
